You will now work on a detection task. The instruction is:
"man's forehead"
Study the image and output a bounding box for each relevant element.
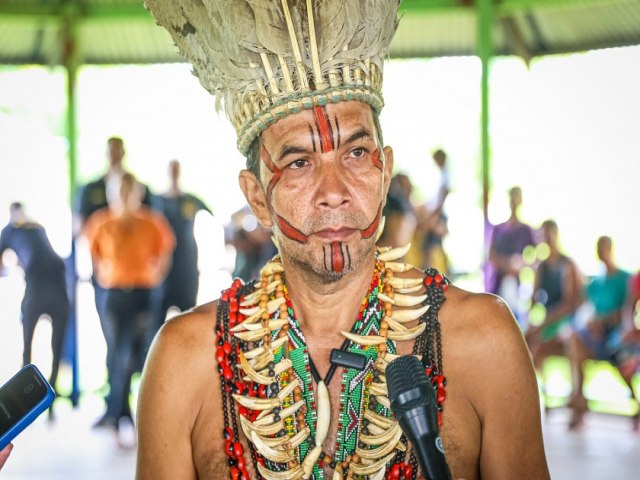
[260,101,376,153]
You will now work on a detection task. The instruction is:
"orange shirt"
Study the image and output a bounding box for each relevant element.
[85,207,175,289]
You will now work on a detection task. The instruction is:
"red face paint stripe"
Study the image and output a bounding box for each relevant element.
[261,146,278,173]
[275,215,309,244]
[261,146,284,207]
[313,106,334,153]
[360,204,383,239]
[331,241,344,273]
[371,148,384,171]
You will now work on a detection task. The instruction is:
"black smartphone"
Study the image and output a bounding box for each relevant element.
[0,364,55,450]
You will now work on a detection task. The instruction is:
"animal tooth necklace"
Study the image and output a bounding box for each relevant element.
[215,245,449,480]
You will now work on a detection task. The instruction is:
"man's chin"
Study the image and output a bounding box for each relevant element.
[292,257,348,283]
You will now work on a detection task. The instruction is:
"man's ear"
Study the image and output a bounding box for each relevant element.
[381,145,395,201]
[238,170,273,228]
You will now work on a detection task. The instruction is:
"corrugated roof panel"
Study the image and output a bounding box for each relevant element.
[532,0,640,54]
[0,18,60,64]
[79,19,181,64]
[392,11,479,57]
[1,0,640,63]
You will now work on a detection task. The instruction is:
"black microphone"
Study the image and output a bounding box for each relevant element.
[386,355,452,480]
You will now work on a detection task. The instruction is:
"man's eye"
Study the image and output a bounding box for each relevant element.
[289,159,309,169]
[350,148,366,158]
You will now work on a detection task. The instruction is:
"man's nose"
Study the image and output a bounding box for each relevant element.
[315,161,351,209]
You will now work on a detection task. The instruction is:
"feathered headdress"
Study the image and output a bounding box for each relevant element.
[144,0,401,154]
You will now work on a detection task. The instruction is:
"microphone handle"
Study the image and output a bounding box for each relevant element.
[398,407,452,480]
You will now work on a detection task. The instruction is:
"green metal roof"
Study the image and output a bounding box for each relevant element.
[1,0,639,65]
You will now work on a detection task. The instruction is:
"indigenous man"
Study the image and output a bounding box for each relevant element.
[138,1,550,479]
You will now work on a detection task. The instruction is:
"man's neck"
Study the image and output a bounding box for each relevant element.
[280,252,377,341]
[604,261,618,275]
[165,184,182,197]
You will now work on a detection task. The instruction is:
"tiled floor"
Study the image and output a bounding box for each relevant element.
[1,396,638,479]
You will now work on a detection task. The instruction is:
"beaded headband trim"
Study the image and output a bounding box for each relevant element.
[144,0,399,155]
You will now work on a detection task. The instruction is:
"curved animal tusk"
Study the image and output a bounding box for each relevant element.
[277,378,300,401]
[386,276,423,289]
[267,296,286,313]
[301,445,323,479]
[378,292,427,307]
[331,462,344,480]
[387,322,427,341]
[251,431,295,463]
[356,424,403,459]
[245,335,288,360]
[369,381,388,397]
[240,414,284,436]
[270,235,280,251]
[239,305,261,316]
[383,316,408,332]
[377,243,411,262]
[384,262,415,273]
[370,465,387,480]
[341,331,387,346]
[364,408,395,429]
[375,394,391,410]
[315,380,330,445]
[389,304,430,323]
[258,462,303,480]
[233,327,270,342]
[233,394,281,411]
[360,421,400,446]
[349,452,396,475]
[395,284,423,294]
[374,215,386,242]
[259,260,284,278]
[254,399,306,425]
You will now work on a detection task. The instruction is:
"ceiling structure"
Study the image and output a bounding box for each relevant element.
[0,0,639,65]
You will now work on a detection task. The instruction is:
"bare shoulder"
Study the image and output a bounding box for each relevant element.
[440,286,533,396]
[442,286,524,350]
[141,301,221,415]
[136,301,222,480]
[439,286,550,479]
[152,302,218,355]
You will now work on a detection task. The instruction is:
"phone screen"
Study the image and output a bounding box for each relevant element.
[0,367,49,436]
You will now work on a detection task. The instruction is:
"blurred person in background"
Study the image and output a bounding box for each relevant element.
[614,269,640,431]
[525,220,583,403]
[84,173,174,445]
[226,205,276,282]
[379,173,417,248]
[416,148,450,274]
[567,235,632,429]
[0,202,69,417]
[486,186,535,325]
[76,137,153,398]
[151,160,212,340]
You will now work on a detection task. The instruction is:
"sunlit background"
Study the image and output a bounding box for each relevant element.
[1,46,638,277]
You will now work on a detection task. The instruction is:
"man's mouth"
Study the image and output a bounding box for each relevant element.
[313,227,357,241]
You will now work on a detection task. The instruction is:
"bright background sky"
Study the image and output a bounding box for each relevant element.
[0,46,638,283]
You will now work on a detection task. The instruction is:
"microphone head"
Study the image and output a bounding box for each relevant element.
[386,355,430,400]
[386,355,436,419]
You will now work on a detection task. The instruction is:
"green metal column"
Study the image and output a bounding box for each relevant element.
[478,0,493,244]
[61,12,81,406]
[62,15,78,203]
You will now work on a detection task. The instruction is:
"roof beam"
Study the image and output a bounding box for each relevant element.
[401,0,627,15]
[0,1,150,19]
[0,0,625,19]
